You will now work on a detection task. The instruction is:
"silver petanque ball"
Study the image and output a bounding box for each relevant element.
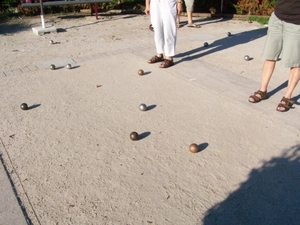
[244,55,250,61]
[66,64,72,69]
[49,40,54,44]
[227,32,231,37]
[139,103,147,111]
[204,42,209,47]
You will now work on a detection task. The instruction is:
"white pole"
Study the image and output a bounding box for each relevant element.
[40,0,45,28]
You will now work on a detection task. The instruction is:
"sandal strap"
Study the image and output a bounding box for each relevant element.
[254,90,267,99]
[148,55,163,64]
[249,90,268,103]
[281,97,295,106]
[160,59,174,68]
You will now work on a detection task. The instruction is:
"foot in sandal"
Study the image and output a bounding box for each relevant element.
[276,97,295,112]
[159,58,174,68]
[248,90,268,103]
[148,54,164,64]
[187,23,201,28]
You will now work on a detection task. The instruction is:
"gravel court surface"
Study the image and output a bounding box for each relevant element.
[0,13,299,225]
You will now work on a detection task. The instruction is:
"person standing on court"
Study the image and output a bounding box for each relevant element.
[145,0,183,68]
[176,0,200,28]
[248,0,300,112]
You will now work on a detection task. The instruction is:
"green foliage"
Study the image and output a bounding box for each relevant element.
[248,15,270,24]
[0,0,277,19]
[235,0,276,15]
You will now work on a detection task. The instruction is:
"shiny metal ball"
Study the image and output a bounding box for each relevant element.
[20,103,28,110]
[139,104,147,111]
[227,32,231,37]
[49,40,54,44]
[130,132,139,141]
[50,64,56,70]
[138,69,144,76]
[248,20,252,23]
[244,55,250,61]
[189,143,198,153]
[204,42,209,47]
[66,64,72,69]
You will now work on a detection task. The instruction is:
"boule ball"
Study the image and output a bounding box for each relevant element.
[227,32,231,37]
[49,40,54,44]
[248,20,252,23]
[138,69,144,76]
[139,103,147,111]
[189,143,198,153]
[66,64,72,69]
[50,64,56,70]
[204,42,209,47]
[130,132,139,141]
[20,103,28,110]
[244,55,250,61]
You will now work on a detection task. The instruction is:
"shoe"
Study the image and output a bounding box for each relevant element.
[187,23,201,28]
[148,55,164,64]
[149,24,154,32]
[248,90,268,103]
[159,59,174,68]
[276,97,295,112]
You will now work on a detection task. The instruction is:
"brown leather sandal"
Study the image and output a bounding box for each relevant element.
[159,59,174,68]
[148,55,164,64]
[248,90,268,103]
[149,24,154,32]
[276,97,295,112]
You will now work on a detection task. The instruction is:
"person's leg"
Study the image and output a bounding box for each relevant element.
[284,67,300,99]
[161,0,177,62]
[185,0,200,27]
[249,12,282,102]
[176,14,181,28]
[148,0,164,63]
[187,11,192,24]
[276,67,300,111]
[248,60,276,102]
[275,14,300,111]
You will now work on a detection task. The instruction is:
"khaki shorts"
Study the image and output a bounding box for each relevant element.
[263,12,300,68]
[184,0,194,12]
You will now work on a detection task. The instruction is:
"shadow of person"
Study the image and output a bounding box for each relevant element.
[267,80,288,98]
[201,144,300,225]
[175,27,267,65]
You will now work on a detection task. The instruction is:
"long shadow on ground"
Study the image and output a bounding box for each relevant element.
[201,144,300,225]
[175,27,267,64]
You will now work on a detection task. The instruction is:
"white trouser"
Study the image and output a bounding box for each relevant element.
[150,0,177,57]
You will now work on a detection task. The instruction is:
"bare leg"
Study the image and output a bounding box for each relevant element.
[176,15,180,27]
[249,60,276,102]
[187,11,192,24]
[277,67,300,111]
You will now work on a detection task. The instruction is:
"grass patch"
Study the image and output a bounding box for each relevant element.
[248,15,270,25]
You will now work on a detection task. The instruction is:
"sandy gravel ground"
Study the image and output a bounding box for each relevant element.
[0,12,300,225]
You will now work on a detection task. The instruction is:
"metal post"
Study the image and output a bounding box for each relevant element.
[40,0,45,28]
[221,0,223,15]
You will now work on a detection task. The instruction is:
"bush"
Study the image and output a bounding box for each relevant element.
[0,0,277,18]
[235,0,276,15]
